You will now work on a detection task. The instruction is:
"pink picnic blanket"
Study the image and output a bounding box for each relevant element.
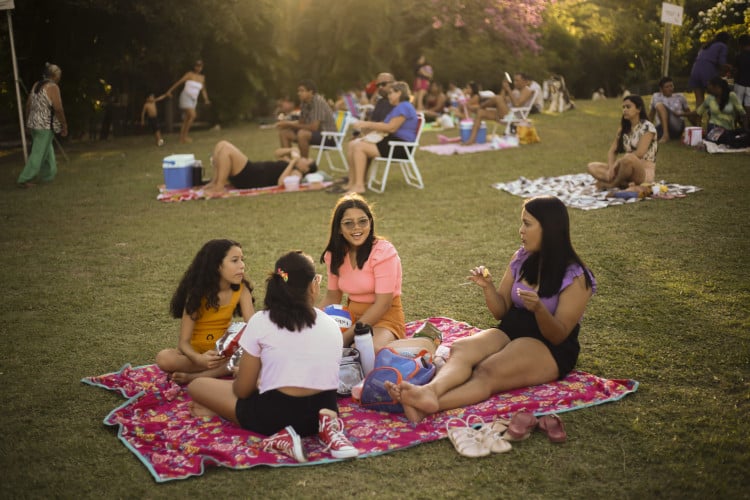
[156,181,333,202]
[82,317,638,482]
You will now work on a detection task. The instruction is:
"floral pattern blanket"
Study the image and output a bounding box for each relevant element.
[156,181,333,203]
[82,317,638,482]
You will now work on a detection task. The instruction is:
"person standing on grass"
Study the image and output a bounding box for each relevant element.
[156,239,255,384]
[17,63,68,189]
[587,95,657,190]
[188,251,358,463]
[140,92,167,146]
[385,196,596,423]
[165,59,210,144]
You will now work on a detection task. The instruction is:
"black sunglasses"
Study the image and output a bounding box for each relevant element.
[377,81,391,88]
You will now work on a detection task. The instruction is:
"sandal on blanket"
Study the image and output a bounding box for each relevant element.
[538,414,567,443]
[504,411,538,442]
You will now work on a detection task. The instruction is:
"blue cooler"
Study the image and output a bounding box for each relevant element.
[476,121,487,144]
[459,120,487,143]
[163,154,195,190]
[459,120,473,142]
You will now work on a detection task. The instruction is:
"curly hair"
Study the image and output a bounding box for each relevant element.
[319,194,378,275]
[169,239,254,320]
[264,251,317,332]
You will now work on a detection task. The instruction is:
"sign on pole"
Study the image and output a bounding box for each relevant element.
[660,3,684,77]
[661,2,684,26]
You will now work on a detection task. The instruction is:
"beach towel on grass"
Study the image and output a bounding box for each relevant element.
[82,317,638,482]
[493,173,702,210]
[157,181,333,203]
[703,141,750,154]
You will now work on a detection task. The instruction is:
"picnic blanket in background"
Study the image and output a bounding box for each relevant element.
[422,142,498,155]
[156,182,333,202]
[703,141,750,154]
[493,174,702,210]
[82,317,638,482]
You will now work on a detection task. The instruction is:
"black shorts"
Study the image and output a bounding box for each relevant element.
[376,135,410,159]
[235,389,338,437]
[497,307,580,379]
[146,116,159,134]
[310,131,337,147]
[656,123,684,140]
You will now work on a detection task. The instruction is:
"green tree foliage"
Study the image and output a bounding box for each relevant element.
[1,0,732,138]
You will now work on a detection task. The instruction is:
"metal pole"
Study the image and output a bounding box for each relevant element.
[7,9,28,163]
[661,23,672,77]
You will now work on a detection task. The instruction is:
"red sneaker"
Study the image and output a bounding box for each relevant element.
[261,426,307,462]
[318,409,359,459]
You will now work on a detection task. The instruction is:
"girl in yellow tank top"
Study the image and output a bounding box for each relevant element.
[156,239,255,384]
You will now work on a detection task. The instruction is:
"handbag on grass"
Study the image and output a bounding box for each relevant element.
[359,347,436,413]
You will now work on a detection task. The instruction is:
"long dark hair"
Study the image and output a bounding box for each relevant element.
[169,239,253,319]
[320,194,377,275]
[265,251,317,332]
[616,95,648,154]
[519,196,594,297]
[708,76,730,110]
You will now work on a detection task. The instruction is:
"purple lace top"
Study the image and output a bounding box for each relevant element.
[509,247,596,316]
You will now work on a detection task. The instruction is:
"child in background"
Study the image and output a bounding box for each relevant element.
[156,239,255,383]
[141,92,167,146]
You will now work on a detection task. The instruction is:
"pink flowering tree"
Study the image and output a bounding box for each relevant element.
[429,0,555,54]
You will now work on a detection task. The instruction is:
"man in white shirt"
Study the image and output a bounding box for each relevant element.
[648,76,693,143]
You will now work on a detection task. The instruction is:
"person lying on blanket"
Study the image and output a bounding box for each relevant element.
[188,251,358,462]
[385,196,596,423]
[156,239,255,384]
[201,140,319,197]
[587,95,657,190]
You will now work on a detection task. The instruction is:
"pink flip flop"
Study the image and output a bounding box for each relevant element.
[538,414,567,443]
[504,412,538,441]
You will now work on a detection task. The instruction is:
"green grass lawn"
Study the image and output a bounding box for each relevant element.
[1,99,748,499]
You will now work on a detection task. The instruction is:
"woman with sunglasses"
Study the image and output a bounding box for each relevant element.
[319,194,437,353]
[342,81,419,195]
[188,251,358,462]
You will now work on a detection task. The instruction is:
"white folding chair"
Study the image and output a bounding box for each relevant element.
[367,112,425,193]
[491,87,542,137]
[510,87,541,121]
[313,111,351,173]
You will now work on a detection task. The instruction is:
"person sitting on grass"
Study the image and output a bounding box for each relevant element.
[201,140,318,197]
[187,251,358,463]
[385,196,596,423]
[648,76,694,144]
[587,95,657,190]
[155,239,255,384]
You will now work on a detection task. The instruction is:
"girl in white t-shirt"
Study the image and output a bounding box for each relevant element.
[188,251,358,462]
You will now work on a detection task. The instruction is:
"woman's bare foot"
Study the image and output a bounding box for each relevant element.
[189,401,218,418]
[171,371,199,384]
[384,380,401,401]
[399,382,439,423]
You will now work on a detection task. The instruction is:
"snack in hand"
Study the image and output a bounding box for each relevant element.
[482,267,490,278]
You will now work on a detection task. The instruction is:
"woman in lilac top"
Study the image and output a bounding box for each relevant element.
[689,32,731,108]
[386,196,596,423]
[341,81,418,194]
